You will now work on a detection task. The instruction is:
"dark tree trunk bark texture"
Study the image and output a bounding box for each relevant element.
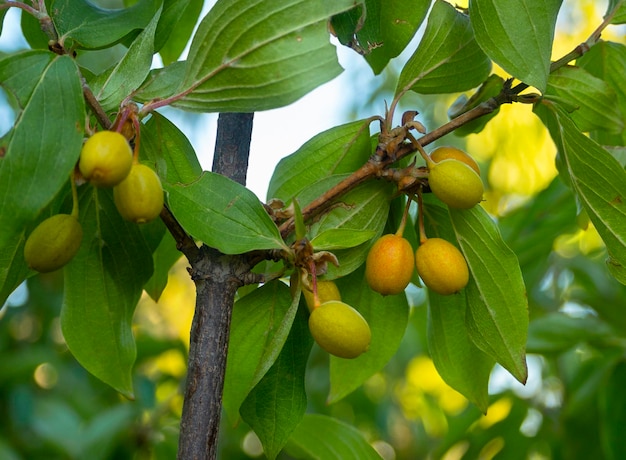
[177,113,254,460]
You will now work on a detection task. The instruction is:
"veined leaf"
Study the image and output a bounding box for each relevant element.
[0,53,84,252]
[175,0,359,112]
[285,414,383,460]
[62,188,154,398]
[577,41,626,146]
[310,228,376,251]
[328,267,409,403]
[450,206,529,384]
[166,172,288,254]
[134,61,187,103]
[223,281,299,425]
[268,119,372,202]
[607,0,626,24]
[155,0,203,63]
[396,0,491,95]
[469,0,562,92]
[240,305,312,460]
[546,65,624,134]
[537,103,626,284]
[423,199,493,411]
[331,0,429,75]
[90,7,161,111]
[51,0,161,49]
[140,112,203,185]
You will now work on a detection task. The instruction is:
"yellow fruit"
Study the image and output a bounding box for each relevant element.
[114,164,164,223]
[302,280,341,312]
[79,131,133,187]
[428,159,484,209]
[308,300,371,359]
[24,214,83,273]
[430,146,480,175]
[365,234,414,295]
[415,238,469,295]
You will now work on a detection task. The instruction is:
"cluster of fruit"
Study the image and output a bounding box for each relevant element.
[366,146,481,296]
[24,130,164,273]
[301,147,482,360]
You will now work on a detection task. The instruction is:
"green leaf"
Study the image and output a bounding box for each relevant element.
[577,41,626,146]
[450,206,529,384]
[607,0,626,24]
[328,267,409,403]
[427,290,493,413]
[268,119,372,202]
[90,7,161,111]
[223,281,299,424]
[166,172,288,254]
[310,228,376,250]
[469,0,562,92]
[140,221,179,302]
[157,0,203,64]
[313,179,393,278]
[134,61,186,102]
[396,0,491,95]
[175,0,359,112]
[599,360,626,460]
[545,65,624,134]
[0,53,84,249]
[141,112,203,185]
[538,103,626,284]
[527,313,616,354]
[332,0,430,75]
[240,305,312,460]
[62,188,154,398]
[52,0,161,49]
[423,200,493,412]
[0,233,30,308]
[285,414,383,460]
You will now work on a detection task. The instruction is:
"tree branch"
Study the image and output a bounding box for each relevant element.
[177,113,255,460]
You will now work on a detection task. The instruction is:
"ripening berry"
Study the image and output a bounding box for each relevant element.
[308,300,371,359]
[365,234,414,295]
[113,164,164,223]
[24,214,83,273]
[79,131,133,187]
[429,146,480,175]
[415,237,469,295]
[428,159,484,209]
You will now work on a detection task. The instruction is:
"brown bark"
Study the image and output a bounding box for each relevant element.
[177,113,254,460]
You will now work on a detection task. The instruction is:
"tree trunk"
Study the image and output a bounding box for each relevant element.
[177,113,254,460]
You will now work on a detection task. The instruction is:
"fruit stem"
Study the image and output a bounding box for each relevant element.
[395,196,412,237]
[408,132,434,168]
[310,260,321,309]
[416,187,427,245]
[70,169,80,219]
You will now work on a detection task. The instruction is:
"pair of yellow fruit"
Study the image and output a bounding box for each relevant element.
[24,131,163,273]
[365,234,469,296]
[79,130,164,223]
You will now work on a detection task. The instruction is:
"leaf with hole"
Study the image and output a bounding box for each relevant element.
[396,0,491,95]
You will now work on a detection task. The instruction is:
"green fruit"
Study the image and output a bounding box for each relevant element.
[302,280,341,312]
[428,158,484,209]
[415,238,469,295]
[365,234,414,295]
[24,214,83,273]
[308,300,371,359]
[113,164,164,223]
[79,131,133,187]
[429,146,480,175]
